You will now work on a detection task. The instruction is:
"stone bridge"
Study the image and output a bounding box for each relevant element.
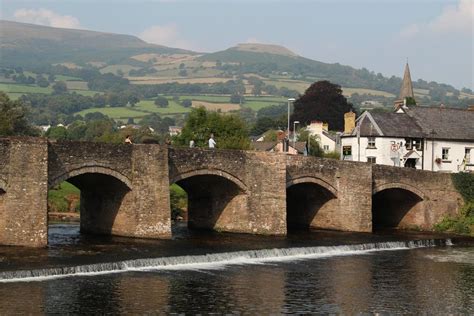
[0,137,462,247]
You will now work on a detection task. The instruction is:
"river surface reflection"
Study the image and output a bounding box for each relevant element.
[0,224,473,314]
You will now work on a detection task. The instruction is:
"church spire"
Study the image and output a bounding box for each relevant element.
[399,62,414,100]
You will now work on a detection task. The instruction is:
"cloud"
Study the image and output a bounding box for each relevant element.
[428,0,473,33]
[13,8,80,29]
[139,24,192,49]
[398,0,473,39]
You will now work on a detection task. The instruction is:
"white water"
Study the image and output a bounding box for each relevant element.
[0,239,450,283]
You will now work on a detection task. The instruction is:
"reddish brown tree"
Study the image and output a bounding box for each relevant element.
[291,80,353,131]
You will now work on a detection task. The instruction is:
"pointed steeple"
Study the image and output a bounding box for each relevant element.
[399,62,414,100]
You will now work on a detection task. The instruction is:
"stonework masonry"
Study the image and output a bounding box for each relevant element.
[0,137,463,247]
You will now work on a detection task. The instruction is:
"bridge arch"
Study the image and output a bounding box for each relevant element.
[48,165,132,236]
[286,176,338,197]
[169,168,249,233]
[49,165,132,190]
[0,178,6,193]
[170,168,247,193]
[373,182,426,200]
[286,176,338,231]
[372,182,425,230]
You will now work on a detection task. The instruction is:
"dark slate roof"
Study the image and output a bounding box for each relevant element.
[323,131,336,141]
[251,141,277,151]
[370,112,424,138]
[291,141,307,154]
[404,106,474,140]
[345,106,474,141]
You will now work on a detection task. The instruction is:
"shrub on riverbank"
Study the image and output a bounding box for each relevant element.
[434,173,474,236]
[48,182,80,213]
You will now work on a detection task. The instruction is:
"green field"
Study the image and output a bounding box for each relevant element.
[134,99,190,114]
[77,107,146,119]
[0,82,52,94]
[76,97,191,120]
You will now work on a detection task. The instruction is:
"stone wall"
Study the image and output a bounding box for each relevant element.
[286,156,373,232]
[49,142,171,239]
[372,165,462,229]
[168,148,287,235]
[0,137,48,247]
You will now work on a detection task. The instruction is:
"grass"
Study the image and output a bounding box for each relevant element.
[0,82,52,94]
[55,75,82,81]
[341,88,395,97]
[134,99,190,114]
[65,81,89,90]
[100,64,141,75]
[77,107,146,119]
[48,181,80,213]
[263,79,310,93]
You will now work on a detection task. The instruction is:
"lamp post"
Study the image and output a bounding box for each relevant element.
[293,120,300,149]
[430,129,437,171]
[287,98,296,151]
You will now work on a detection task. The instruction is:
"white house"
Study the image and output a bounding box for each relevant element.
[341,106,474,173]
[305,121,337,153]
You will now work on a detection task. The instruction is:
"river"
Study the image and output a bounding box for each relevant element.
[0,223,473,314]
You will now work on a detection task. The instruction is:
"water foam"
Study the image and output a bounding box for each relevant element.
[0,239,451,283]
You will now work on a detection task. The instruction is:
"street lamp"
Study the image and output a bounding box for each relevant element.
[293,120,300,148]
[287,98,296,152]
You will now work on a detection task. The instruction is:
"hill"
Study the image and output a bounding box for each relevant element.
[0,20,194,67]
[1,21,472,109]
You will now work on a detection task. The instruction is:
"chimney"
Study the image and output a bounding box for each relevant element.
[323,122,329,132]
[344,111,356,134]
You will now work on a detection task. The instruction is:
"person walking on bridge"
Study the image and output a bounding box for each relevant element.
[208,134,216,149]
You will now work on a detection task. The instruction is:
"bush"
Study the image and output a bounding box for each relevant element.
[452,173,474,202]
[435,174,474,236]
[181,99,192,108]
[154,96,169,108]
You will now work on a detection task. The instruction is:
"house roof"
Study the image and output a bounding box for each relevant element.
[292,141,307,153]
[345,106,474,140]
[404,106,474,141]
[251,141,277,151]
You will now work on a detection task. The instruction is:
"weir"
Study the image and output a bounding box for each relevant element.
[0,239,452,283]
[0,137,463,247]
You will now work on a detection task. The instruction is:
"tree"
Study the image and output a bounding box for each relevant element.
[52,81,68,95]
[0,92,39,136]
[291,80,354,131]
[230,94,244,104]
[46,126,68,140]
[297,129,323,157]
[174,107,250,149]
[178,69,188,77]
[181,99,193,108]
[154,96,169,107]
[36,75,50,88]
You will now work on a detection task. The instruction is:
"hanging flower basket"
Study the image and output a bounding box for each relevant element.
[435,158,442,164]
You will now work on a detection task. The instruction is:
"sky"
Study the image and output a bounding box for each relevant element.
[1,0,473,89]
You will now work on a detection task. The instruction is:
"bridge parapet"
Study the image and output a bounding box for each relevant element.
[48,141,134,189]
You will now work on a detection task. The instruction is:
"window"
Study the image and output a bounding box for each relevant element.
[465,148,472,164]
[343,146,352,156]
[367,137,376,148]
[413,139,422,151]
[405,138,412,150]
[323,145,329,151]
[367,157,376,163]
[442,148,450,161]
